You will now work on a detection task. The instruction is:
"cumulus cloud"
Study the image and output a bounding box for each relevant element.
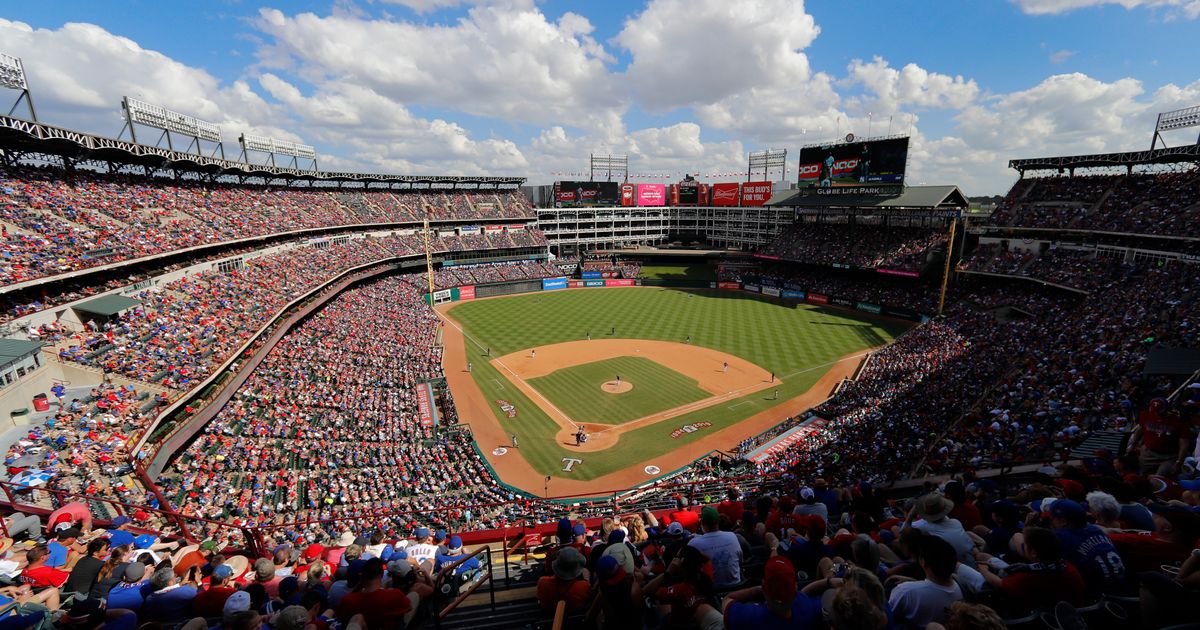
[846,57,980,112]
[1012,0,1200,18]
[253,4,623,132]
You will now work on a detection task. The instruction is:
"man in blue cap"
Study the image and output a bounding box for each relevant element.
[105,516,136,548]
[1046,498,1127,597]
[407,528,437,570]
[434,536,478,576]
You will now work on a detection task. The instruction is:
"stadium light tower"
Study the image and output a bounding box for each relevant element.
[589,154,628,182]
[119,97,224,158]
[0,53,37,121]
[239,132,319,170]
[1151,105,1200,149]
[747,148,787,182]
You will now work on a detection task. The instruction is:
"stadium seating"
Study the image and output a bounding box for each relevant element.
[763,223,948,271]
[0,165,536,286]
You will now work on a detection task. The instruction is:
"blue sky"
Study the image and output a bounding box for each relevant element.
[1,0,1198,193]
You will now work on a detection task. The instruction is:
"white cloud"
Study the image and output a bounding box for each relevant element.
[253,4,623,132]
[1048,49,1077,63]
[1012,0,1200,18]
[846,57,980,112]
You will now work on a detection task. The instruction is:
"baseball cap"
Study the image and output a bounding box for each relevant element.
[571,523,586,537]
[200,539,217,552]
[274,606,310,630]
[387,559,413,578]
[110,515,132,527]
[1049,499,1086,519]
[58,527,82,539]
[134,534,157,549]
[223,591,251,616]
[556,518,572,538]
[303,543,325,560]
[700,506,719,528]
[212,564,233,580]
[1031,497,1058,515]
[762,556,797,602]
[123,562,147,582]
[608,530,626,544]
[596,554,626,585]
[799,487,815,501]
[665,522,685,536]
[447,536,463,553]
[414,527,430,540]
[434,530,447,543]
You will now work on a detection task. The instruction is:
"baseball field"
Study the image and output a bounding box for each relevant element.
[438,287,908,493]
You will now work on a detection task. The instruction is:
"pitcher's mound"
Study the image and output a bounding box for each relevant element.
[602,380,633,394]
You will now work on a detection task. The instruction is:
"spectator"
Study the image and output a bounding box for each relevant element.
[687,506,743,589]
[978,527,1085,611]
[140,567,198,624]
[904,494,976,566]
[63,538,110,597]
[536,546,590,613]
[335,558,412,628]
[888,535,963,630]
[723,556,821,629]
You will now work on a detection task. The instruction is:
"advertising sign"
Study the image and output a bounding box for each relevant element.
[568,280,586,288]
[542,277,567,291]
[459,285,476,300]
[584,280,605,287]
[782,290,806,300]
[797,137,909,194]
[620,184,636,207]
[741,181,773,206]
[743,283,761,293]
[636,184,667,206]
[717,281,742,290]
[807,293,829,305]
[745,418,827,463]
[856,302,882,314]
[555,181,620,207]
[415,384,436,429]
[605,279,635,287]
[677,184,700,205]
[876,268,920,278]
[832,297,854,307]
[762,287,781,297]
[711,182,740,206]
[581,271,602,279]
[433,289,452,301]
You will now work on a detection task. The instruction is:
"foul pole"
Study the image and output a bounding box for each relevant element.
[423,219,435,306]
[938,218,957,315]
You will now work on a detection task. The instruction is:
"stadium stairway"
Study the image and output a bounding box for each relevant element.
[1068,429,1128,460]
[437,549,551,630]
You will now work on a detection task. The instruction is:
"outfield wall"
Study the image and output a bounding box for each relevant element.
[428,276,931,323]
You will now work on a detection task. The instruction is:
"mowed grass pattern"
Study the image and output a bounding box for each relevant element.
[447,288,909,481]
[527,356,710,426]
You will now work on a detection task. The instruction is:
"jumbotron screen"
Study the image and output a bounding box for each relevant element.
[554,181,620,206]
[797,136,909,195]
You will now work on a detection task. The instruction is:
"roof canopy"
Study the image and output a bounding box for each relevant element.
[767,185,968,210]
[0,339,44,364]
[1008,143,1200,173]
[73,294,142,317]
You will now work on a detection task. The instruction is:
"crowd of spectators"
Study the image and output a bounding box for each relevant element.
[962,245,1142,292]
[430,261,561,289]
[763,223,948,271]
[986,172,1200,237]
[155,274,531,543]
[0,165,537,286]
[751,265,940,314]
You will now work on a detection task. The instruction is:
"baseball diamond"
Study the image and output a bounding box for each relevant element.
[439,286,907,489]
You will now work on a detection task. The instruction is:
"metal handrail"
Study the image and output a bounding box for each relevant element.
[432,545,495,629]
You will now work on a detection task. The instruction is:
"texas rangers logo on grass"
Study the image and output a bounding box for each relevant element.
[670,421,712,439]
[495,399,517,418]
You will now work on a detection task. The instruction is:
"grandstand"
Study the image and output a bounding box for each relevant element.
[0,50,1198,630]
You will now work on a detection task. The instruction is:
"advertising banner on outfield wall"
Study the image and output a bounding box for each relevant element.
[636,184,667,206]
[856,302,882,314]
[459,286,475,300]
[605,279,635,287]
[832,297,854,308]
[782,290,806,300]
[581,271,602,279]
[763,287,781,297]
[876,268,920,278]
[807,293,829,305]
[741,181,773,206]
[711,182,740,206]
[718,281,742,290]
[585,279,606,287]
[542,277,567,291]
[568,280,585,288]
[743,284,761,293]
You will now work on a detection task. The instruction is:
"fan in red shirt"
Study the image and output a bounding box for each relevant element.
[1109,502,1200,574]
[665,497,701,533]
[978,527,1085,611]
[765,497,805,536]
[19,546,69,589]
[1130,398,1192,475]
[335,559,413,628]
[716,488,746,525]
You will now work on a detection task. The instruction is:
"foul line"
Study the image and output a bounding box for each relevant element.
[438,311,582,430]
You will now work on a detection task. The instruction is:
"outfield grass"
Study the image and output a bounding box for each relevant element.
[638,264,715,281]
[447,288,908,481]
[527,356,710,426]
